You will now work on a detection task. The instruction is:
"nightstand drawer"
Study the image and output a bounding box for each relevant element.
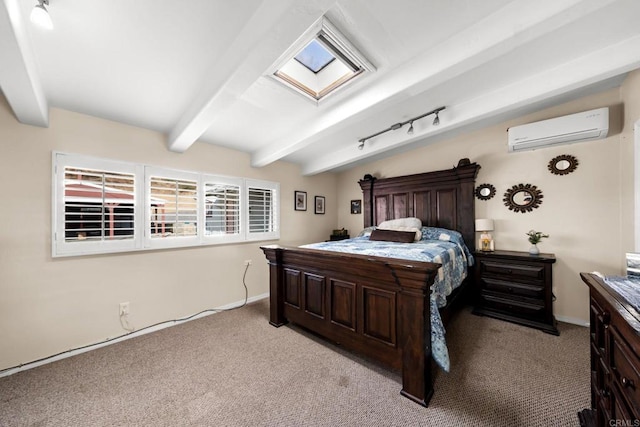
[480,260,544,281]
[479,293,546,318]
[479,277,544,299]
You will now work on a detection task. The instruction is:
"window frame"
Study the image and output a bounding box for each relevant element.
[52,152,280,257]
[202,174,245,245]
[245,179,280,242]
[52,153,145,257]
[144,166,201,250]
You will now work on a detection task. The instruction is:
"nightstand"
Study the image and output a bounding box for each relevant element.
[329,234,350,241]
[473,250,558,335]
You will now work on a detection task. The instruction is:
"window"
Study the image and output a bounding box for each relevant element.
[53,153,143,256]
[269,17,374,104]
[203,176,243,244]
[52,153,279,257]
[294,39,335,73]
[246,179,279,241]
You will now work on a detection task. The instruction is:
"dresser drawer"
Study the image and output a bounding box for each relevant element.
[610,326,640,415]
[479,293,546,319]
[478,277,544,299]
[480,260,544,281]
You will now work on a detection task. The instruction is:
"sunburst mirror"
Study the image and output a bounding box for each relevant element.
[475,183,496,201]
[503,183,543,213]
[548,154,578,176]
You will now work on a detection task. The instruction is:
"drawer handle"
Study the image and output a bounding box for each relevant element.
[507,287,513,293]
[602,388,610,398]
[602,311,611,325]
[507,269,513,274]
[621,377,635,389]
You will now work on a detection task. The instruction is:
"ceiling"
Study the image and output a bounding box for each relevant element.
[2,0,639,175]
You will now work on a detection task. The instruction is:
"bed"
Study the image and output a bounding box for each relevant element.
[261,159,480,406]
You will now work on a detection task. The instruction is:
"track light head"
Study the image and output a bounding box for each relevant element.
[358,140,365,150]
[407,122,414,135]
[432,112,440,126]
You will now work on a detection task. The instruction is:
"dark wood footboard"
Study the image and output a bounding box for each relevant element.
[261,244,440,406]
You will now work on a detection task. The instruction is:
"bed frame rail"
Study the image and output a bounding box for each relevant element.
[262,244,440,406]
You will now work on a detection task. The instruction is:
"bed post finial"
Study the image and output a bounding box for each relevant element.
[456,158,471,167]
[363,174,376,226]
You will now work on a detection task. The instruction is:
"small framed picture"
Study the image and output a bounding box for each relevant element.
[295,191,307,211]
[314,196,325,214]
[350,199,362,214]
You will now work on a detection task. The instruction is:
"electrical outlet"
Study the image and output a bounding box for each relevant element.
[244,259,252,266]
[119,302,130,316]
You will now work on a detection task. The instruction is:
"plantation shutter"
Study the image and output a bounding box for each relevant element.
[149,176,198,238]
[63,167,136,242]
[205,182,241,236]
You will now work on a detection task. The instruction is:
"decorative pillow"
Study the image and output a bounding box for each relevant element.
[378,217,422,230]
[369,229,416,243]
[357,226,377,237]
[421,226,464,245]
[378,217,422,241]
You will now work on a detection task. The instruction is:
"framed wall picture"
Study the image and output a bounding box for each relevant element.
[315,196,325,214]
[350,199,362,214]
[295,191,307,211]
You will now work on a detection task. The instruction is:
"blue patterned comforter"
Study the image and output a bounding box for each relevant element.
[301,236,473,372]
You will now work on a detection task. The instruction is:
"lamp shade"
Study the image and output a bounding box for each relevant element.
[475,218,494,232]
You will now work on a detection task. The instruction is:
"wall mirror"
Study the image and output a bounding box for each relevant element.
[548,154,578,175]
[503,183,543,213]
[475,183,496,200]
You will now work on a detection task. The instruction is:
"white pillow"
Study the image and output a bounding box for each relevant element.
[378,217,423,241]
[378,217,422,229]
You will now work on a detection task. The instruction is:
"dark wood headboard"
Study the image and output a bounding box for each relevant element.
[358,159,480,251]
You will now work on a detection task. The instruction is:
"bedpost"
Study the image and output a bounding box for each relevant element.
[454,159,480,252]
[261,245,287,327]
[386,262,438,407]
[359,174,376,228]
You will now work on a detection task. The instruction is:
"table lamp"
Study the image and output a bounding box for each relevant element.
[475,219,495,251]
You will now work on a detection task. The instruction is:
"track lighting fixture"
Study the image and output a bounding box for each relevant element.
[357,106,445,150]
[31,0,53,29]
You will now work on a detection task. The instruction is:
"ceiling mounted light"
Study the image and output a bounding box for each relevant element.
[407,122,414,135]
[31,0,53,30]
[357,106,445,149]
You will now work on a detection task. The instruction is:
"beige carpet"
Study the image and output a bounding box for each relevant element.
[0,300,589,426]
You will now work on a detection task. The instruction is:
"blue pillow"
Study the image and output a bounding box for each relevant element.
[420,226,464,244]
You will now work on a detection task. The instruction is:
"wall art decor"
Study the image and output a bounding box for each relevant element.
[503,183,543,213]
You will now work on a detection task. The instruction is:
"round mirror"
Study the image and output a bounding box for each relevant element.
[548,154,578,175]
[503,184,543,213]
[475,183,496,201]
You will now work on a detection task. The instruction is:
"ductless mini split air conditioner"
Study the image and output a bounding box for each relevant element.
[508,107,609,152]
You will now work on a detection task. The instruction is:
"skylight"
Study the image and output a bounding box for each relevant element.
[294,40,335,73]
[269,18,375,104]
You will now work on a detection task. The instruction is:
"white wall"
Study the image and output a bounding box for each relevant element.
[338,71,640,325]
[0,97,338,371]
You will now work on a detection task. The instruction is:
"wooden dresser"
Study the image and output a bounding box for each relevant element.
[580,272,640,426]
[473,250,558,335]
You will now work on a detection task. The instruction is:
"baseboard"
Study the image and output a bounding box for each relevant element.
[0,293,269,378]
[556,314,589,327]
